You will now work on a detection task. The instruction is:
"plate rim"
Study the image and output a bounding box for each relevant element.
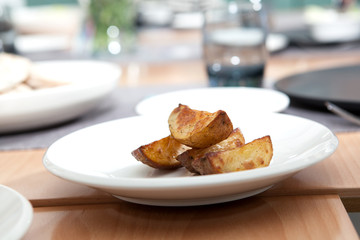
[0,185,33,239]
[0,60,121,133]
[0,60,122,101]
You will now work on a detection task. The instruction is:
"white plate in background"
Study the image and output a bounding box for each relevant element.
[43,113,338,206]
[0,60,121,134]
[0,185,33,239]
[15,34,71,53]
[304,6,360,43]
[266,33,289,52]
[135,87,290,118]
[12,5,81,35]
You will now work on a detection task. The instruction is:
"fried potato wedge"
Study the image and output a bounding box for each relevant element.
[168,104,233,148]
[192,136,273,175]
[131,135,190,170]
[177,128,245,173]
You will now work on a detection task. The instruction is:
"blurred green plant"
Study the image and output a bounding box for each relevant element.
[89,0,136,53]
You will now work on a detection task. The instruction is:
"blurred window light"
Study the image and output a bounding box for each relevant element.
[230,56,240,65]
[250,0,262,11]
[108,40,121,55]
[249,0,262,11]
[211,63,221,72]
[107,25,120,39]
[228,2,238,14]
[252,3,262,11]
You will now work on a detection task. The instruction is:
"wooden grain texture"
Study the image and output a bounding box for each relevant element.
[119,60,207,86]
[1,132,360,207]
[0,149,121,207]
[342,197,360,212]
[263,132,360,197]
[23,195,357,240]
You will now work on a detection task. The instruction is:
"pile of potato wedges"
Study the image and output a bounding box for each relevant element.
[131,104,273,175]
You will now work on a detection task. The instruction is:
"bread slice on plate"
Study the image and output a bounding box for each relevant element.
[26,65,70,89]
[0,53,31,93]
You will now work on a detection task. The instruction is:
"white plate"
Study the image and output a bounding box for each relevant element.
[0,185,33,239]
[43,113,338,206]
[12,5,81,36]
[15,34,71,53]
[305,7,360,43]
[135,87,290,117]
[266,33,289,52]
[0,60,121,133]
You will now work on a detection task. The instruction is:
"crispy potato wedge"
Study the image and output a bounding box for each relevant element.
[168,104,233,148]
[177,128,245,173]
[131,135,190,170]
[192,136,273,175]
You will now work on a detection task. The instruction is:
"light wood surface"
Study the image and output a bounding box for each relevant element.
[24,195,357,240]
[119,60,207,86]
[2,28,360,239]
[264,131,360,197]
[118,50,360,87]
[1,130,360,207]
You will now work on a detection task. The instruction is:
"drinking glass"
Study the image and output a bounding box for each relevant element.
[203,1,268,87]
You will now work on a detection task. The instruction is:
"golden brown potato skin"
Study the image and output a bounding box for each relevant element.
[192,135,273,175]
[131,135,190,170]
[177,128,245,173]
[168,104,233,148]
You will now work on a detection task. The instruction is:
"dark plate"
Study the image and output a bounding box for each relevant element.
[280,28,317,46]
[274,65,360,112]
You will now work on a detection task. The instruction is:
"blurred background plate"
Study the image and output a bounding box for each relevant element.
[135,87,290,117]
[266,33,289,52]
[0,60,121,134]
[15,34,71,53]
[275,65,360,112]
[0,185,33,240]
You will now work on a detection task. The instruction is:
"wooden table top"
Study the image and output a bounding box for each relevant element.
[24,195,357,240]
[2,28,360,239]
